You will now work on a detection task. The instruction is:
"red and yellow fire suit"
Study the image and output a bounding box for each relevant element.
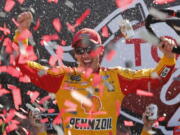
[14,34,176,135]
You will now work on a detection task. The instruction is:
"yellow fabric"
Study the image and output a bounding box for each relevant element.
[37,131,47,135]
[141,128,151,135]
[13,30,28,45]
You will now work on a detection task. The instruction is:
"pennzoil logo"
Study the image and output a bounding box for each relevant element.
[81,96,102,114]
[69,117,112,130]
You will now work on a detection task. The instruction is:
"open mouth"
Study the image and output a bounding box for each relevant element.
[82,59,93,66]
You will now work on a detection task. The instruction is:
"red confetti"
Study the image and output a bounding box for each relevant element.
[17,0,25,4]
[66,22,75,33]
[116,100,121,116]
[40,118,49,123]
[4,109,16,123]
[8,85,22,110]
[27,91,40,103]
[75,9,91,27]
[1,66,21,78]
[39,95,51,104]
[106,50,116,61]
[136,89,154,97]
[48,109,55,113]
[124,120,134,126]
[158,116,166,122]
[41,34,59,45]
[4,0,16,12]
[3,37,13,54]
[49,55,58,66]
[0,24,10,35]
[19,75,31,83]
[153,0,175,4]
[47,0,58,3]
[33,18,41,31]
[0,85,10,96]
[53,112,62,125]
[6,123,18,133]
[115,0,135,9]
[52,18,62,33]
[61,40,67,46]
[90,47,104,58]
[102,26,109,38]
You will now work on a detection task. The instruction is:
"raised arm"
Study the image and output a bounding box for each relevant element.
[14,12,64,93]
[115,37,176,95]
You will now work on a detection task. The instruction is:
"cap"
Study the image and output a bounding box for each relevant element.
[72,28,102,48]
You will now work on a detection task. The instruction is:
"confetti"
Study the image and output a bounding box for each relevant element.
[47,0,58,3]
[61,40,67,46]
[17,0,25,4]
[27,91,40,103]
[4,109,16,123]
[0,24,10,35]
[39,95,51,104]
[71,91,92,107]
[66,22,75,33]
[115,0,135,9]
[52,18,62,33]
[53,112,63,125]
[4,0,16,12]
[16,29,32,42]
[92,74,102,87]
[136,89,154,97]
[124,120,134,126]
[0,87,10,96]
[12,18,19,27]
[102,26,109,38]
[19,75,31,83]
[49,55,58,66]
[40,118,49,123]
[48,109,55,113]
[6,123,18,133]
[153,0,175,5]
[33,18,41,31]
[116,100,121,116]
[106,50,116,61]
[8,85,22,110]
[75,9,91,27]
[158,116,166,121]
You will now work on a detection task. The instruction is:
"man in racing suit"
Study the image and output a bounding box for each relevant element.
[13,12,176,135]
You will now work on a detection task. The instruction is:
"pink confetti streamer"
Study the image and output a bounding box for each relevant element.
[153,0,175,4]
[33,18,40,31]
[39,95,51,104]
[19,75,31,83]
[136,89,154,97]
[4,109,16,123]
[0,86,10,96]
[40,118,49,123]
[101,26,109,38]
[4,0,16,12]
[92,74,102,87]
[48,109,55,113]
[0,24,10,35]
[47,0,58,3]
[115,0,135,9]
[90,47,104,58]
[116,100,121,116]
[158,116,166,122]
[2,66,21,77]
[3,37,13,54]
[66,22,75,33]
[12,18,19,27]
[75,9,91,27]
[41,34,59,45]
[17,0,25,4]
[124,120,134,126]
[52,18,62,33]
[106,50,116,61]
[6,123,18,133]
[27,90,40,103]
[61,40,67,46]
[8,85,22,110]
[49,55,58,66]
[53,112,63,125]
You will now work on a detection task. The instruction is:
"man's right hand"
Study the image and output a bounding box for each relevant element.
[17,11,33,32]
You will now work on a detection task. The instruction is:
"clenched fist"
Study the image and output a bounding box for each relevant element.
[17,11,33,32]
